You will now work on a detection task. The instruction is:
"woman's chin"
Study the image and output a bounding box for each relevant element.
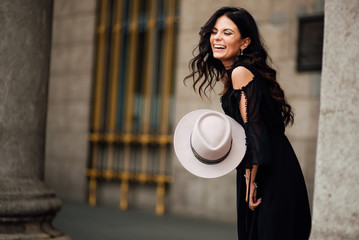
[213,55,224,62]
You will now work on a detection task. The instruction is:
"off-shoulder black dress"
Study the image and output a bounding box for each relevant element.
[221,64,311,240]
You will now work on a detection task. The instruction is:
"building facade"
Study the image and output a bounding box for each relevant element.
[45,0,324,223]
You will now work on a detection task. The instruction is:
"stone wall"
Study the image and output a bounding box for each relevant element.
[45,0,97,201]
[45,0,324,223]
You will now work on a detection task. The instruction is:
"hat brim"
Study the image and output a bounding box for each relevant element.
[173,109,246,178]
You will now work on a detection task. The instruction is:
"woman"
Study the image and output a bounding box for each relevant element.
[185,7,312,240]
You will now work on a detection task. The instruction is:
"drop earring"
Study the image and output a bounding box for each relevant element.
[240,49,243,55]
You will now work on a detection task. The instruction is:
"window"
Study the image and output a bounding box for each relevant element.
[297,15,324,71]
[87,0,178,215]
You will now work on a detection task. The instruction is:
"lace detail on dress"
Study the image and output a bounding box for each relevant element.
[241,90,248,123]
[233,79,255,124]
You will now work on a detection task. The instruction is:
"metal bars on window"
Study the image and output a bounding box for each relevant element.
[87,0,178,215]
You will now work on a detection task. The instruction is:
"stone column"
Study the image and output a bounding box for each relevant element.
[0,0,70,239]
[311,0,359,239]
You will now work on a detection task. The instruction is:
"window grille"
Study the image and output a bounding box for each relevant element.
[87,0,178,215]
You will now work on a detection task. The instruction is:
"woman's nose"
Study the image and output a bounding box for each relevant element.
[214,32,222,40]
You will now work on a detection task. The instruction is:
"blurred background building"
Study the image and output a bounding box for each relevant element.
[45,0,324,223]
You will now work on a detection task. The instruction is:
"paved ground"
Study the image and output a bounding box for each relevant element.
[53,199,237,240]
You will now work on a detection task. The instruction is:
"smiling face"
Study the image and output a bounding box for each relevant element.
[210,15,244,68]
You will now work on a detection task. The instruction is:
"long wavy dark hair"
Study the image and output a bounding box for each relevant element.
[184,7,294,126]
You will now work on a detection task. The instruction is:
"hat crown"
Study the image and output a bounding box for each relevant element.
[191,112,232,162]
[198,116,226,148]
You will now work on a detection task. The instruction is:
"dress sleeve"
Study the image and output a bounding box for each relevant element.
[232,79,271,169]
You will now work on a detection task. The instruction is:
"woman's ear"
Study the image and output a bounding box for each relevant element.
[241,37,251,50]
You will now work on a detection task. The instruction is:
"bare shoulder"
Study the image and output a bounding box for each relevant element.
[231,66,255,89]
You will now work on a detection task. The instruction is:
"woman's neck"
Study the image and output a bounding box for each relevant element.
[222,60,234,70]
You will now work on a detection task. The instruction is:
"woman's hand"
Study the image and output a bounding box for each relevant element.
[245,181,262,211]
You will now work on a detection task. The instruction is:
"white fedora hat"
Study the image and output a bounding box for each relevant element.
[173,109,246,178]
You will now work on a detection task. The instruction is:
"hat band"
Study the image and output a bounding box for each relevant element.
[190,136,233,165]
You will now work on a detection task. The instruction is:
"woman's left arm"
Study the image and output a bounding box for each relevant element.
[245,166,261,211]
[232,66,270,211]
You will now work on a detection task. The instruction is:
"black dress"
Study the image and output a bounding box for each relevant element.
[221,64,312,240]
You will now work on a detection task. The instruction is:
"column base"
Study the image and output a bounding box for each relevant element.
[0,216,71,240]
[0,235,70,240]
[0,178,71,240]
